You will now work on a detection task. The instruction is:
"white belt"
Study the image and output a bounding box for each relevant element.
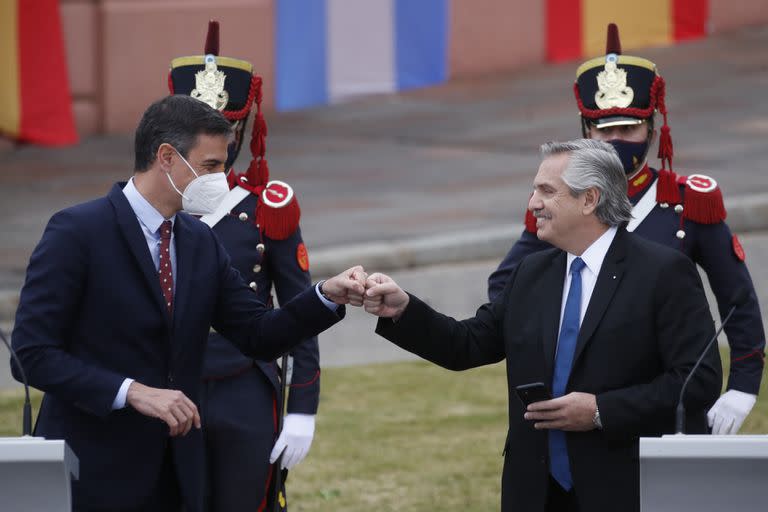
[626,180,658,233]
[199,186,251,228]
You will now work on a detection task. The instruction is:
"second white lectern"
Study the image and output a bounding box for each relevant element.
[0,437,79,511]
[640,435,768,512]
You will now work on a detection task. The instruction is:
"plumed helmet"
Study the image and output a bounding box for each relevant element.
[167,20,268,178]
[574,23,674,170]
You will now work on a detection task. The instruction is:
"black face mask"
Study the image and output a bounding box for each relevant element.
[607,139,650,175]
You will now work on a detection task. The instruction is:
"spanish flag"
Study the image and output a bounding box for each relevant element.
[0,0,77,145]
[547,0,708,62]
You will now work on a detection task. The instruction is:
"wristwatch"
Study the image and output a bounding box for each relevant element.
[593,403,603,430]
[317,280,333,301]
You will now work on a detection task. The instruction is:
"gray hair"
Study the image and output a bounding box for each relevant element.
[540,139,632,226]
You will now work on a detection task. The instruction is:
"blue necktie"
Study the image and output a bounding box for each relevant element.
[549,257,586,491]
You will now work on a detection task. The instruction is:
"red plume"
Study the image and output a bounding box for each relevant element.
[605,23,622,55]
[204,20,219,55]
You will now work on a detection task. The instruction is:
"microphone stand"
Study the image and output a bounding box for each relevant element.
[0,328,32,436]
[675,305,737,434]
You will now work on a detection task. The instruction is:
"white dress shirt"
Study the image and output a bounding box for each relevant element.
[557,226,618,335]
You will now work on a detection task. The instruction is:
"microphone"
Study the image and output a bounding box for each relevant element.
[675,287,750,434]
[0,327,33,436]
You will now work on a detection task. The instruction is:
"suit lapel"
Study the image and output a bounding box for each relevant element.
[109,184,168,319]
[541,251,567,380]
[572,229,628,367]
[171,214,196,344]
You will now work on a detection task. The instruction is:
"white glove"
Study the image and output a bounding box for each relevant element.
[269,413,316,470]
[707,390,757,435]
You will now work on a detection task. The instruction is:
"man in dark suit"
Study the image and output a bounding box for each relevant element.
[488,24,764,436]
[364,139,722,512]
[11,94,365,512]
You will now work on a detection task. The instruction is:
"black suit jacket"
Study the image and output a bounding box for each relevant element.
[377,228,722,512]
[11,183,344,511]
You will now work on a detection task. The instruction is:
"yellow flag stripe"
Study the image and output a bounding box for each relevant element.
[0,0,20,136]
[582,0,673,58]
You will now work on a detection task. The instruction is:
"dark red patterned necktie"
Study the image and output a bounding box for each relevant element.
[159,220,174,314]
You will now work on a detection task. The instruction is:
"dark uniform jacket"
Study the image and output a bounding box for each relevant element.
[204,186,320,414]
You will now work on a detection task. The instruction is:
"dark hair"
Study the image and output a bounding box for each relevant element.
[134,95,233,171]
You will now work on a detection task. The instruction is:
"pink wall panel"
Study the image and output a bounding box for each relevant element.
[61,1,100,135]
[709,0,768,33]
[61,1,98,97]
[100,0,274,133]
[72,99,100,136]
[450,0,545,77]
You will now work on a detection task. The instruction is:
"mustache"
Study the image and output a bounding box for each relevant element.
[532,209,551,220]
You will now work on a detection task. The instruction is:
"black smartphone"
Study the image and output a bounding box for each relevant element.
[515,382,552,407]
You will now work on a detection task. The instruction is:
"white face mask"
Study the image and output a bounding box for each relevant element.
[166,148,229,215]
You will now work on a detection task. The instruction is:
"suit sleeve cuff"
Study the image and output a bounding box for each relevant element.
[112,378,134,410]
[315,282,339,311]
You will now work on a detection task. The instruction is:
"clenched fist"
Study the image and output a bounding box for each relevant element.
[364,273,410,319]
[320,265,368,306]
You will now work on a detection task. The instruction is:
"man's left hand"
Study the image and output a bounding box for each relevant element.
[524,392,597,431]
[321,265,367,306]
[707,389,757,435]
[269,413,316,470]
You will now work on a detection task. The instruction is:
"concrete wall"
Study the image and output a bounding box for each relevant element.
[449,0,545,78]
[60,0,275,135]
[709,0,768,33]
[56,0,768,137]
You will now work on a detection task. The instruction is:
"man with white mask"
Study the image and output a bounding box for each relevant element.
[167,146,230,216]
[11,94,368,512]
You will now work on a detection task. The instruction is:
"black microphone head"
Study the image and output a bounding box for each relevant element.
[731,287,750,308]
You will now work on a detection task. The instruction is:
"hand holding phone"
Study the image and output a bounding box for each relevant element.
[515,382,552,408]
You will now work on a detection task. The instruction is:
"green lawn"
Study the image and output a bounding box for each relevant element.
[0,347,765,511]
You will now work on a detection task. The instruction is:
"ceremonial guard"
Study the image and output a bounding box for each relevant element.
[168,21,319,510]
[488,24,764,435]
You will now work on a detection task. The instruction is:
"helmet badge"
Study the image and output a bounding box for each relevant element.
[595,54,634,109]
[191,54,229,111]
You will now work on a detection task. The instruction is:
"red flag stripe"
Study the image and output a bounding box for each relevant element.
[673,0,708,41]
[18,0,77,145]
[546,0,583,63]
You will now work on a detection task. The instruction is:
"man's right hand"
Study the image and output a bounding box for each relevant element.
[126,382,201,436]
[364,273,409,320]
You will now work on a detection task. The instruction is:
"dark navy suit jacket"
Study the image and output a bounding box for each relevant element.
[11,183,343,511]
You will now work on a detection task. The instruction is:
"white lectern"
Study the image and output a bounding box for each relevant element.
[640,435,768,512]
[0,437,79,511]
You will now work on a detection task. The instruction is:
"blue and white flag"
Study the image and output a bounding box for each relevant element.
[276,0,448,111]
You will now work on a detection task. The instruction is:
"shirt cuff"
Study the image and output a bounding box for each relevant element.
[112,378,134,410]
[315,282,339,311]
